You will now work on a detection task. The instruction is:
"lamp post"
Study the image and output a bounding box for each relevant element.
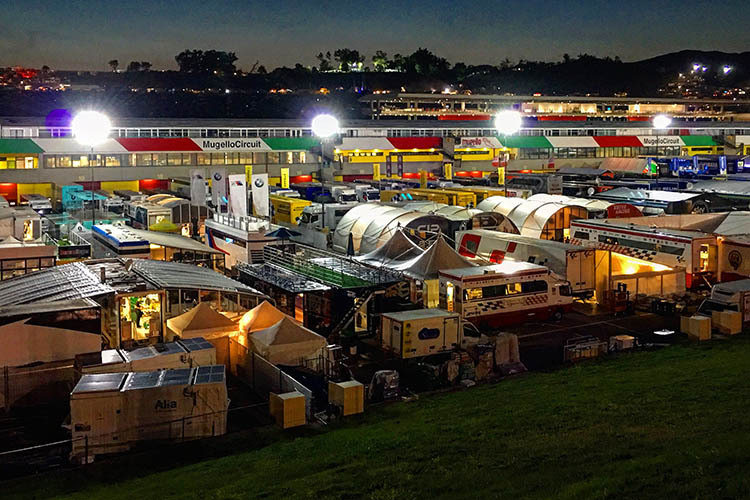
[72,111,111,227]
[311,114,339,228]
[494,110,522,195]
[652,114,672,158]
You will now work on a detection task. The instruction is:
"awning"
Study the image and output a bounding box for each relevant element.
[127,228,221,254]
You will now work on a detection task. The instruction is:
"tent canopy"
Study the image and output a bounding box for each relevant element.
[249,316,327,366]
[356,227,423,265]
[238,300,286,335]
[167,302,237,339]
[390,234,475,280]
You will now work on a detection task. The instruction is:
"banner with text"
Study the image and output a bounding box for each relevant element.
[228,174,248,215]
[251,173,269,217]
[197,138,271,152]
[280,167,290,189]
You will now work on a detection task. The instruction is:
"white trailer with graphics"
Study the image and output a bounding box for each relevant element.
[455,229,596,297]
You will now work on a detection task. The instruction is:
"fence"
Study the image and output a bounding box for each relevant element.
[229,339,314,418]
[1,362,75,412]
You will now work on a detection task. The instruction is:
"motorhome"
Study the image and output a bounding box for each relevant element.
[456,230,596,297]
[439,262,574,328]
[20,193,53,215]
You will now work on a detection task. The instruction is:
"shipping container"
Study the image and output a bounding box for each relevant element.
[380,309,461,359]
[70,365,228,462]
[76,337,216,376]
[269,195,311,226]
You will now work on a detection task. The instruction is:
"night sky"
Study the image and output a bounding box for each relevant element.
[2,0,748,71]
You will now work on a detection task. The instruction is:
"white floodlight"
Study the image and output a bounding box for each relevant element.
[652,114,672,130]
[494,110,522,136]
[311,114,340,138]
[71,111,111,146]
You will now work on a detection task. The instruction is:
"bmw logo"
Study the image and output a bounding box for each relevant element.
[213,172,223,181]
[254,178,265,188]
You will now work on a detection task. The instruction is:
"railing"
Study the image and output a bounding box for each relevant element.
[211,212,269,232]
[263,245,404,289]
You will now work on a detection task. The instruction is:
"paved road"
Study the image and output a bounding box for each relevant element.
[503,309,681,370]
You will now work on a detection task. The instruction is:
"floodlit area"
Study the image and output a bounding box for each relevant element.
[1,10,749,496]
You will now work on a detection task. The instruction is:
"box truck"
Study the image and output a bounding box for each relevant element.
[456,229,596,297]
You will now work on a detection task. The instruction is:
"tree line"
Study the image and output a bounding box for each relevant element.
[103,48,623,80]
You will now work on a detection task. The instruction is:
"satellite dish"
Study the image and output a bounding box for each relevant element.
[124,259,134,272]
[587,187,595,196]
[686,182,694,190]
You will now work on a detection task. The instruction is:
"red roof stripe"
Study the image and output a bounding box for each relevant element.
[387,137,442,150]
[116,138,202,152]
[593,136,643,147]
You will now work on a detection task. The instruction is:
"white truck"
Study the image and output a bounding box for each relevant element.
[456,229,596,298]
[297,203,355,230]
[697,279,750,326]
[354,184,380,203]
[330,185,358,204]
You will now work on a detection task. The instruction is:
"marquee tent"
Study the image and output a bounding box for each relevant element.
[167,302,238,339]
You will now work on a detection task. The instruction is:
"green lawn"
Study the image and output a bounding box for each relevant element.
[5,337,750,500]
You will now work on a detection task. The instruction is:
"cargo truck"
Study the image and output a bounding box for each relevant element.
[270,195,311,226]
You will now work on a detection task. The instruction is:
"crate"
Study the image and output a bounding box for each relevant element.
[269,391,306,429]
[687,315,711,341]
[328,381,364,416]
[609,335,634,351]
[711,310,742,335]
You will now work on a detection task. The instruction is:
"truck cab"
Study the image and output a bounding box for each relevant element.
[330,185,358,204]
[297,203,355,230]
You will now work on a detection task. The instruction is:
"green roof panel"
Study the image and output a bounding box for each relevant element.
[263,137,320,151]
[0,139,44,154]
[680,136,719,147]
[498,136,553,149]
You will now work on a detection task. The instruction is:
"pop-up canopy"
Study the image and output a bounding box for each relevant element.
[166,302,237,339]
[238,300,286,334]
[248,316,327,366]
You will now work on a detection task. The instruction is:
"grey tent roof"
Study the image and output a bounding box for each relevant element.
[127,228,221,254]
[0,262,115,307]
[388,234,475,280]
[131,259,264,295]
[356,227,424,265]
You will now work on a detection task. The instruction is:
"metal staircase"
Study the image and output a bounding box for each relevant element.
[328,288,377,340]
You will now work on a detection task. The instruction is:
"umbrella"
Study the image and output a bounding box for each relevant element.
[346,232,355,256]
[265,227,302,239]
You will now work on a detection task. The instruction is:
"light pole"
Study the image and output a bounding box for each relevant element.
[311,114,339,227]
[652,114,672,158]
[72,111,111,227]
[494,110,522,195]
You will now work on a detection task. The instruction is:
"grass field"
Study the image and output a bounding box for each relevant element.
[5,337,750,500]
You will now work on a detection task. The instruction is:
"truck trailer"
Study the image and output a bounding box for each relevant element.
[456,229,596,297]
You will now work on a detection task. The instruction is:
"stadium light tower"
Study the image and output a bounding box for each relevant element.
[72,111,111,226]
[651,114,672,157]
[311,114,340,227]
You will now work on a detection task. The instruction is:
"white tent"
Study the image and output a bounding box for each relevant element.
[238,300,286,334]
[390,234,475,280]
[356,227,423,265]
[249,316,327,366]
[166,302,238,339]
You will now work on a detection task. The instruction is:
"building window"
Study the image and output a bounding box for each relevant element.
[136,153,152,166]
